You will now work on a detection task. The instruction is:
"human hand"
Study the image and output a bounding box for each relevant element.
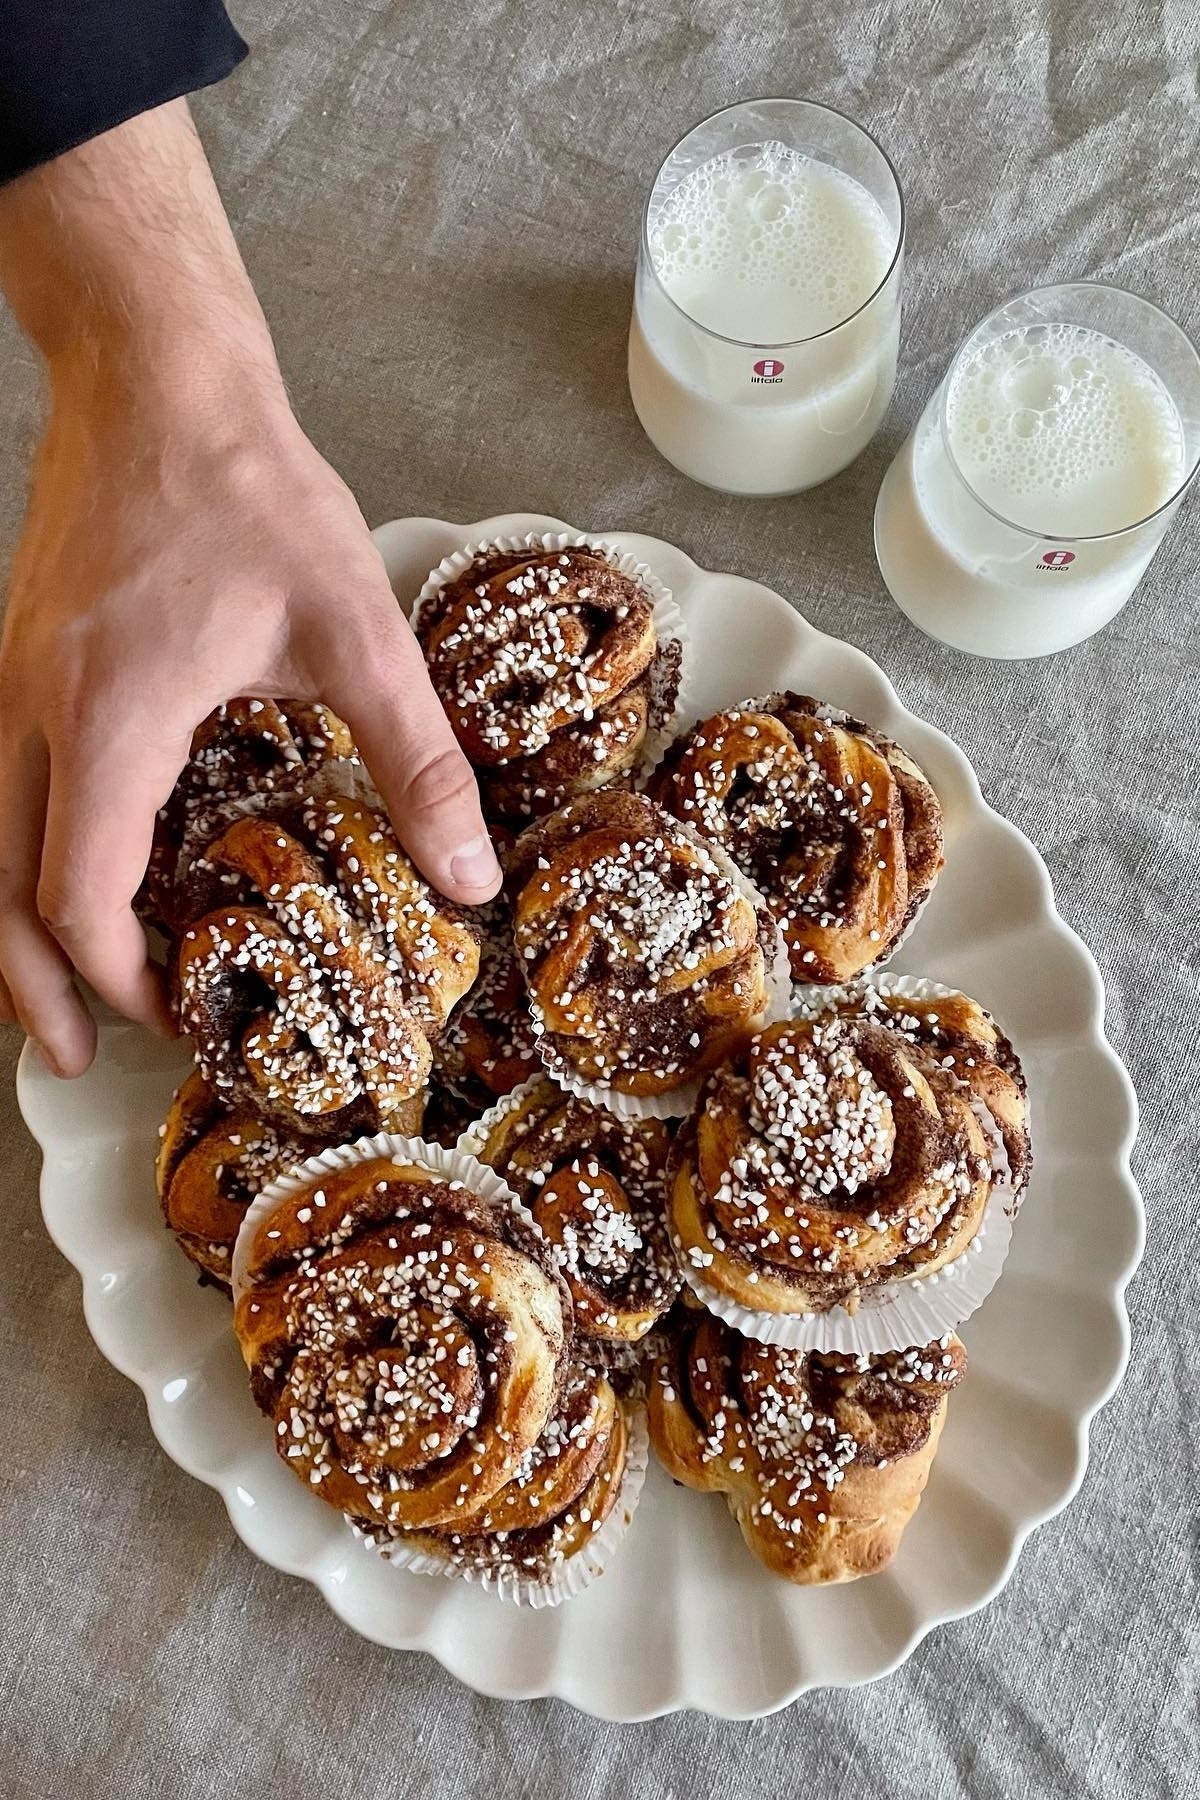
[0,106,500,1078]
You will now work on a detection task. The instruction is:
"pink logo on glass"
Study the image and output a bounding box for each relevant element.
[753,358,785,378]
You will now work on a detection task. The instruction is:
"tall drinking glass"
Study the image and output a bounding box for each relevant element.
[874,282,1200,657]
[628,98,904,497]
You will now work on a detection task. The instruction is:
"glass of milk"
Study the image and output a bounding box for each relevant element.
[628,98,904,496]
[874,282,1200,657]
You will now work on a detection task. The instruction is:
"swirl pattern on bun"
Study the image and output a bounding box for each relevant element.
[175,795,479,1136]
[651,693,942,983]
[510,790,772,1097]
[472,1077,680,1342]
[416,542,679,823]
[234,1156,571,1534]
[669,987,1026,1317]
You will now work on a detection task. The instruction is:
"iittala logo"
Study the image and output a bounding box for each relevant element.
[1037,548,1076,571]
[751,358,785,384]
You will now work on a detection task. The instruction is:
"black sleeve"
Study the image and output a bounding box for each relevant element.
[0,2,248,185]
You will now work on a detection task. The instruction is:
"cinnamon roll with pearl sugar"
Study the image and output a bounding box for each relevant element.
[648,1304,965,1584]
[468,1077,681,1344]
[176,794,479,1138]
[141,697,356,934]
[155,1070,423,1290]
[234,1154,571,1534]
[650,693,943,984]
[415,536,684,824]
[233,1145,645,1603]
[157,1071,308,1288]
[509,790,781,1106]
[668,981,1028,1345]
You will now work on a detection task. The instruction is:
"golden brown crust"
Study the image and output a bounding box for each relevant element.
[474,1076,681,1342]
[669,988,1027,1316]
[510,790,770,1096]
[647,1305,965,1583]
[142,698,356,933]
[416,544,674,823]
[155,1071,424,1290]
[174,795,481,1136]
[233,1158,572,1535]
[858,987,1032,1192]
[156,1071,308,1288]
[650,693,943,984]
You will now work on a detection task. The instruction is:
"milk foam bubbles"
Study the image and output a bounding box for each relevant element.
[944,324,1186,536]
[629,118,902,496]
[647,144,894,343]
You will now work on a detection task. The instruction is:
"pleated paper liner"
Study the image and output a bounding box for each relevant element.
[453,1073,549,1160]
[411,527,695,765]
[525,821,793,1123]
[231,1132,647,1606]
[674,973,1027,1355]
[633,689,940,982]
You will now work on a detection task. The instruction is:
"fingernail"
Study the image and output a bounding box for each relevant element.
[32,1040,66,1079]
[450,835,502,892]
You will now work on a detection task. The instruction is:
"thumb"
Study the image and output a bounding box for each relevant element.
[323,603,501,905]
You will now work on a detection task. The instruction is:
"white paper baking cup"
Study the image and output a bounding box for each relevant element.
[526,823,793,1123]
[454,1072,549,1160]
[231,1131,542,1305]
[412,529,691,754]
[356,1401,648,1608]
[673,974,1026,1354]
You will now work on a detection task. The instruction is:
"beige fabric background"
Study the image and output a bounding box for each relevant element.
[2,2,1197,1794]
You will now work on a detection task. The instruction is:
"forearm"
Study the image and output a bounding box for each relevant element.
[0,99,285,416]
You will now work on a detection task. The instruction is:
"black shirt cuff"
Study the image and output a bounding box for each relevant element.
[0,2,248,185]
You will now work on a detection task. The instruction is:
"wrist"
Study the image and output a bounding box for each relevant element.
[49,300,292,442]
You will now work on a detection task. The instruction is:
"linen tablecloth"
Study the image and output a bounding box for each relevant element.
[2,3,1195,1793]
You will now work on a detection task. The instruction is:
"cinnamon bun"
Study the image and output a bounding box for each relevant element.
[416,542,680,823]
[471,1077,680,1342]
[176,794,479,1136]
[650,693,942,983]
[669,985,1027,1319]
[233,1154,572,1535]
[648,1304,965,1583]
[155,1071,423,1289]
[143,698,356,933]
[510,790,772,1098]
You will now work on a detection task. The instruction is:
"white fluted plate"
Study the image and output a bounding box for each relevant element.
[18,512,1142,1719]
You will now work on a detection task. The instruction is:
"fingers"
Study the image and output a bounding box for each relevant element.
[323,606,501,905]
[36,726,184,1037]
[0,730,97,1075]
